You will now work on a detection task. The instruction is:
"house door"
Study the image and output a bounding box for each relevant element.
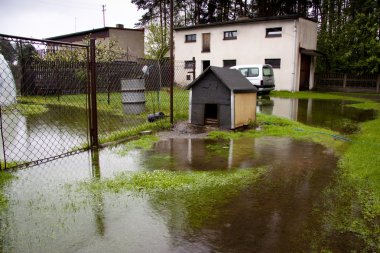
[300,54,311,91]
[202,60,210,71]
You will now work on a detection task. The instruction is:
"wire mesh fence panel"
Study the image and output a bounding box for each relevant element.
[95,55,191,144]
[0,35,90,169]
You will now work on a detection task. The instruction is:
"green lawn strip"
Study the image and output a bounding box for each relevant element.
[115,135,160,156]
[2,103,49,116]
[0,171,15,210]
[207,113,346,152]
[271,91,371,102]
[339,116,380,206]
[17,88,189,117]
[78,168,265,228]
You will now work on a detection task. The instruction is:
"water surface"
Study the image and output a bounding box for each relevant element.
[1,136,341,252]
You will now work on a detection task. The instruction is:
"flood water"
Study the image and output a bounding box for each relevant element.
[0,97,376,252]
[1,136,340,252]
[257,97,376,133]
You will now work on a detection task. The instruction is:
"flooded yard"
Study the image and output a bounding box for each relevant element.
[1,136,338,252]
[0,97,378,252]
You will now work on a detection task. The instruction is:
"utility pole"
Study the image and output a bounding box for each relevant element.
[102,5,106,27]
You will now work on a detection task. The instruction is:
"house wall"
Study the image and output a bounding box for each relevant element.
[296,18,318,90]
[190,73,231,128]
[234,93,257,128]
[175,17,317,91]
[109,28,144,58]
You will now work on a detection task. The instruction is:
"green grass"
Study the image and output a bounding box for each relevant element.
[271,90,370,102]
[0,171,14,210]
[78,168,265,228]
[17,87,189,119]
[116,134,160,155]
[208,113,347,152]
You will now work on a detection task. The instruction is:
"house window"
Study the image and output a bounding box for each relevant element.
[184,60,194,69]
[223,30,237,40]
[185,34,196,42]
[265,58,281,68]
[202,33,210,52]
[266,27,282,37]
[223,60,236,68]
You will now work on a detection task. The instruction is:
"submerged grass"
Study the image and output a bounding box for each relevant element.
[79,168,265,228]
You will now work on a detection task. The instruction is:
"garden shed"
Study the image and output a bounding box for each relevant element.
[187,66,257,129]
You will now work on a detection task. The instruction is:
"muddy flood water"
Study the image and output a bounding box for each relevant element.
[0,97,377,252]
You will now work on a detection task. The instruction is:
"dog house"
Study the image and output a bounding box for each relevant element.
[187,66,257,129]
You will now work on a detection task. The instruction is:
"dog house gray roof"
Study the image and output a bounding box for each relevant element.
[186,66,257,93]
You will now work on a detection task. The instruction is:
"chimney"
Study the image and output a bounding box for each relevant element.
[116,24,124,29]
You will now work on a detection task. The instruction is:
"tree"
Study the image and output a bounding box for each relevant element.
[145,23,170,60]
[0,40,17,64]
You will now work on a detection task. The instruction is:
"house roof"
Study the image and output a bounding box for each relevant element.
[186,66,257,93]
[45,27,144,41]
[175,15,317,31]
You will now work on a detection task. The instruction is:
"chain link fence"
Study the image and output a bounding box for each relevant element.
[0,34,192,169]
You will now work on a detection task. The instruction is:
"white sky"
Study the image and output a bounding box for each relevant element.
[0,0,145,39]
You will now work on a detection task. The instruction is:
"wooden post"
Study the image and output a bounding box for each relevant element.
[343,73,347,90]
[192,57,196,80]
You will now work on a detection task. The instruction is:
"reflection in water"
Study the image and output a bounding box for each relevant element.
[90,149,105,237]
[257,97,376,133]
[0,136,347,252]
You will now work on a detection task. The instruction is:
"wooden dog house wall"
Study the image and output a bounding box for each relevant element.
[187,66,257,129]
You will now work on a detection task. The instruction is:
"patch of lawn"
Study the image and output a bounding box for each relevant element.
[207,113,347,152]
[0,171,15,210]
[78,168,265,228]
[271,91,369,102]
[116,134,159,155]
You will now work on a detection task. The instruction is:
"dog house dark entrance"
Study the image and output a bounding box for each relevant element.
[187,66,257,129]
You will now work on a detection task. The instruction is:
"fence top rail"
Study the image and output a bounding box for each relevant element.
[0,33,89,48]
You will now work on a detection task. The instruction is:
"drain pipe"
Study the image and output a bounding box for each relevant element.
[292,20,298,92]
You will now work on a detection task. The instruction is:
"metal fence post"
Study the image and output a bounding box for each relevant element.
[169,0,174,124]
[89,39,99,148]
[0,108,6,170]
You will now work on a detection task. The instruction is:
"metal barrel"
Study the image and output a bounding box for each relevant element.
[121,79,146,114]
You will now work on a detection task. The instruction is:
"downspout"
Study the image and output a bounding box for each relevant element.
[292,20,298,92]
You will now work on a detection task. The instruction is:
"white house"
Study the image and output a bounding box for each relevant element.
[174,15,318,91]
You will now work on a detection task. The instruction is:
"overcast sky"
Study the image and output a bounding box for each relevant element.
[0,0,144,39]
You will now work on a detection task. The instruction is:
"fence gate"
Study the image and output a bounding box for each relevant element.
[0,34,91,169]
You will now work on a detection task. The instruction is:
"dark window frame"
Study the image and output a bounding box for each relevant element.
[223,30,237,40]
[185,34,196,42]
[184,60,194,69]
[266,27,282,38]
[223,59,236,68]
[265,58,281,68]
